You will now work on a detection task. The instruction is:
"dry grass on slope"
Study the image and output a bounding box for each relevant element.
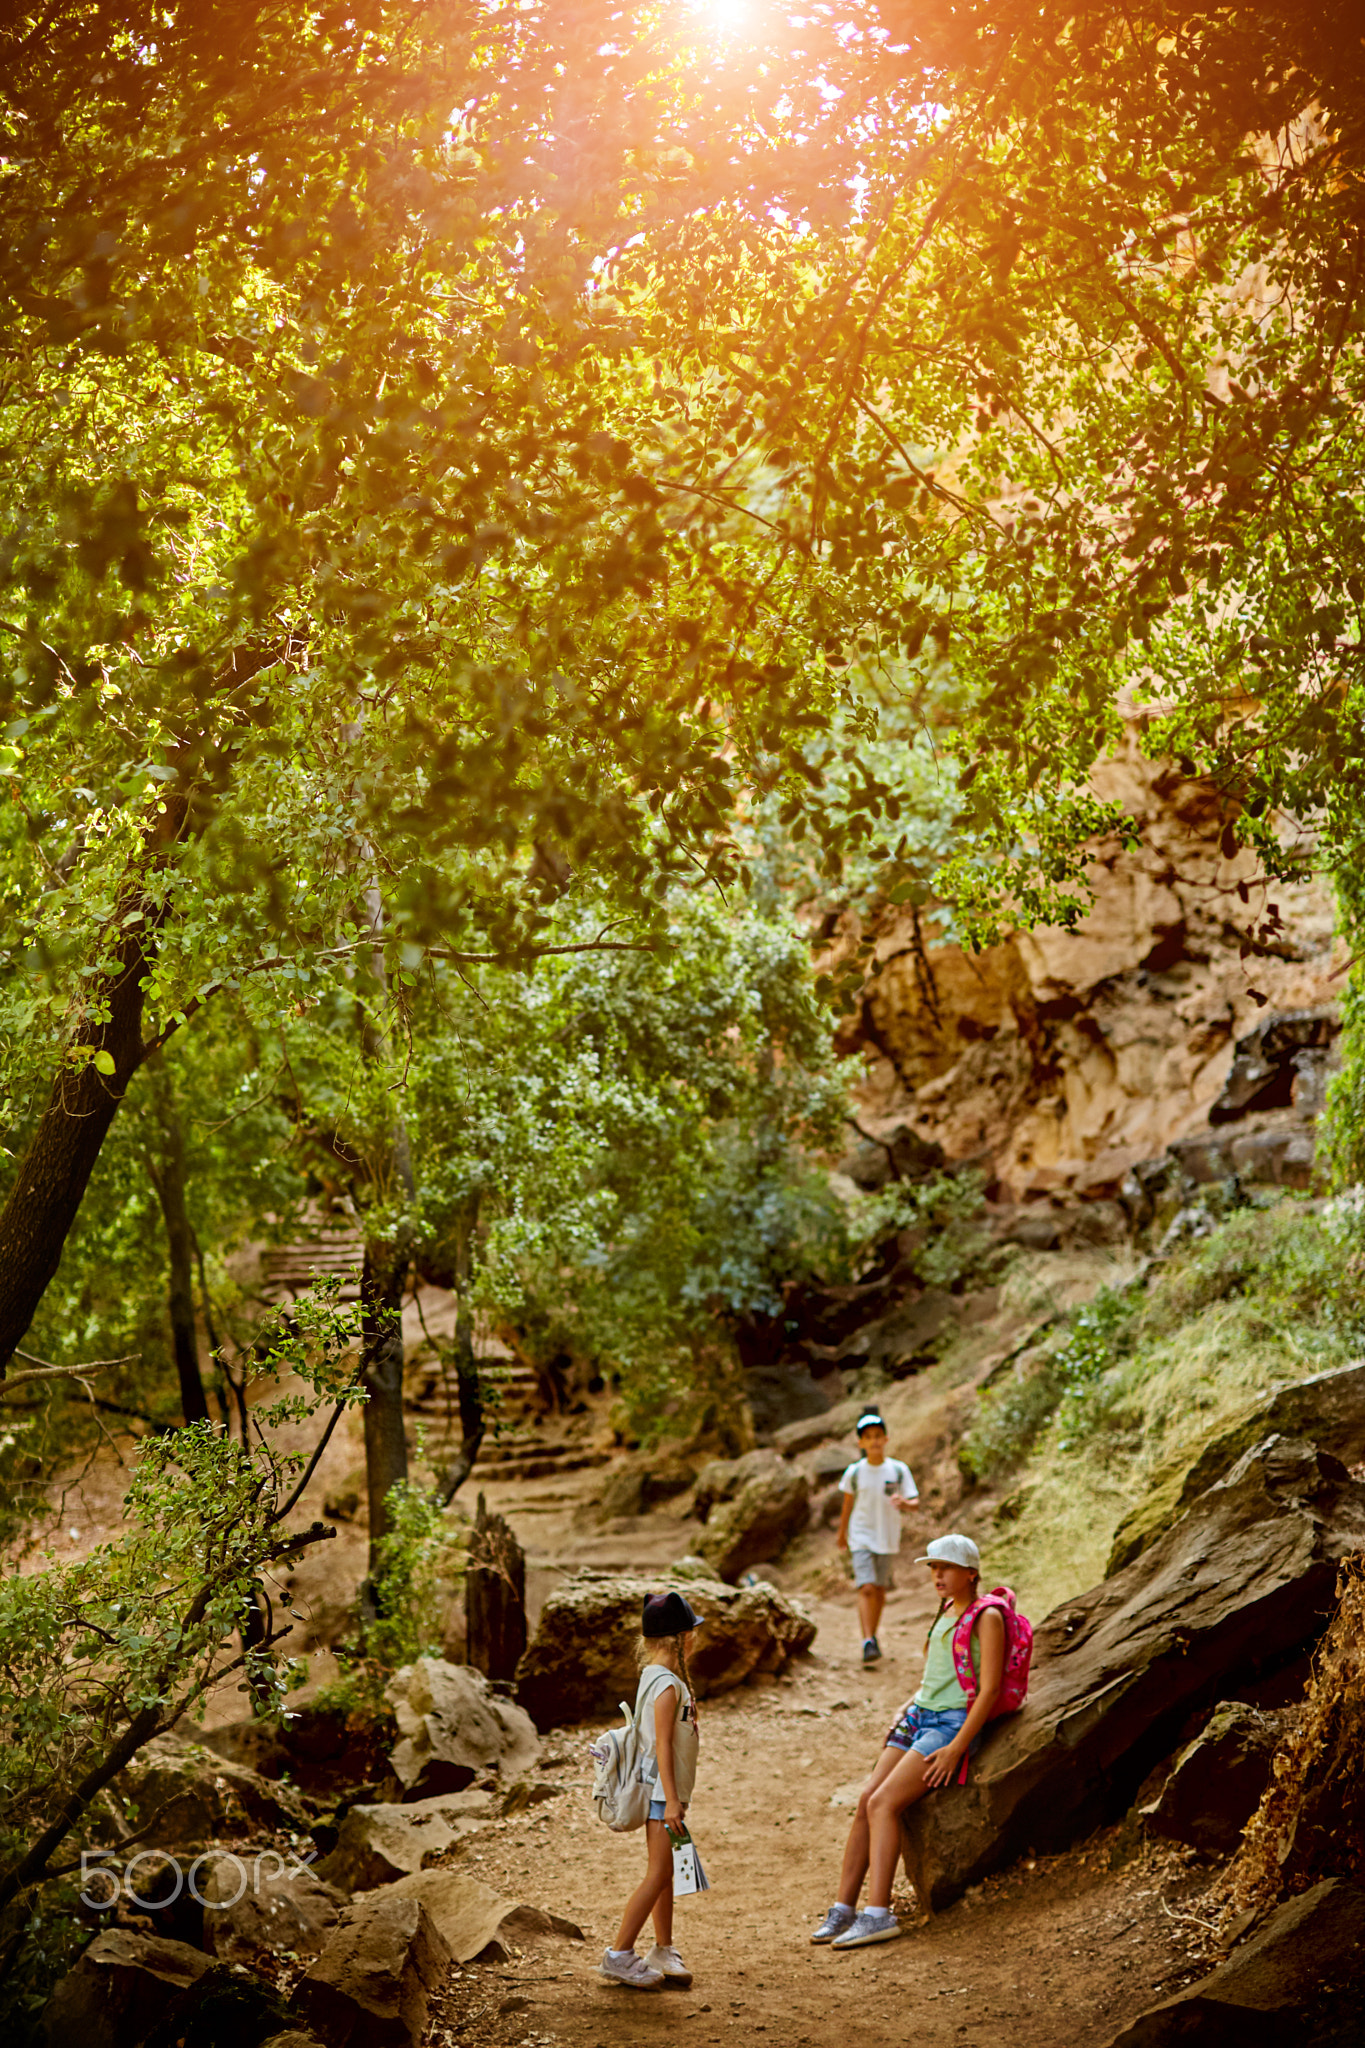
[968,1197,1365,1618]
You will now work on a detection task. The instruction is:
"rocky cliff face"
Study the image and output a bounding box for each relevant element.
[826,742,1344,1203]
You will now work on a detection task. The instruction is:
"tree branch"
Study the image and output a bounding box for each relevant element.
[141,937,658,1055]
[2,1352,139,1395]
[268,1395,350,1525]
[0,1520,334,1914]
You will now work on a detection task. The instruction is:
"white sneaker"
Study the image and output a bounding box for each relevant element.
[643,1942,693,1987]
[831,1908,903,1949]
[811,1903,856,1943]
[598,1948,665,1990]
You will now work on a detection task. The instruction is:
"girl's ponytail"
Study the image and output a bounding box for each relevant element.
[675,1628,695,1705]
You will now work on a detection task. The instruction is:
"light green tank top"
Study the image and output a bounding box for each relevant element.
[915,1608,979,1712]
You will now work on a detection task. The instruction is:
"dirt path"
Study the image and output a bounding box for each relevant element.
[37,1278,1223,2044]
[436,1594,1214,2048]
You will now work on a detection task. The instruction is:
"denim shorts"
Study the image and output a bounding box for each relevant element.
[648,1798,687,1821]
[885,1703,981,1759]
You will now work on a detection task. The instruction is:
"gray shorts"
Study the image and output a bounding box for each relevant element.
[852,1548,894,1589]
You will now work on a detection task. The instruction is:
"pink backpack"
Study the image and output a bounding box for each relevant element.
[947,1588,1033,1780]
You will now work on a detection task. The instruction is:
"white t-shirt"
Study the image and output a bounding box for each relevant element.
[839,1455,918,1555]
[636,1664,699,1803]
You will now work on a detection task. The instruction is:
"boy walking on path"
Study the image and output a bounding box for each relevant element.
[836,1411,919,1665]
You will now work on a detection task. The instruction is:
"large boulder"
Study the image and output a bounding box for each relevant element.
[1146,1701,1287,1857]
[43,1929,211,2048]
[316,1788,496,1890]
[198,1850,348,1964]
[114,1736,312,1849]
[1109,1361,1365,1573]
[377,1869,583,1963]
[200,1699,397,1796]
[1102,1879,1365,2046]
[139,1963,291,2048]
[1247,1553,1365,1897]
[901,1436,1365,1910]
[691,1451,810,1581]
[292,1893,452,2048]
[384,1657,539,1798]
[515,1570,816,1728]
[691,1447,784,1519]
[743,1362,839,1439]
[770,1398,865,1457]
[848,1288,954,1377]
[597,1449,699,1519]
[841,1123,945,1190]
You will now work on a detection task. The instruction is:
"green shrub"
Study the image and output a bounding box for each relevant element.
[361,1478,466,1674]
[981,1193,1365,1614]
[959,1350,1068,1483]
[960,1285,1135,1481]
[1320,869,1365,1190]
[1136,1199,1365,1358]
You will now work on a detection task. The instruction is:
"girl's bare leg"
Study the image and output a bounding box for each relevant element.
[836,1747,904,1909]
[651,1873,674,1948]
[651,1804,688,1946]
[865,1748,932,1909]
[614,1820,675,1953]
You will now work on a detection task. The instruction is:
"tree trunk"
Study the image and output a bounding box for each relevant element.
[145,1050,209,1425]
[466,1491,527,1682]
[434,1206,485,1503]
[361,1227,413,1571]
[0,914,155,1372]
[354,868,418,1569]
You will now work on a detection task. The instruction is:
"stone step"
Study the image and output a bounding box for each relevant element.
[259,1236,362,1286]
[468,1432,571,1457]
[473,1447,611,1483]
[408,1373,540,1399]
[406,1361,544,1422]
[260,1237,364,1301]
[408,1394,543,1423]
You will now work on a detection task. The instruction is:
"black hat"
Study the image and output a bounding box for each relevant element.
[642,1590,700,1638]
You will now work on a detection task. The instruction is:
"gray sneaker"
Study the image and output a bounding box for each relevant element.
[831,1908,903,1949]
[811,1903,856,1944]
[598,1948,665,1989]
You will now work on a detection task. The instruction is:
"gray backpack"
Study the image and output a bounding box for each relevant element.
[590,1671,676,1832]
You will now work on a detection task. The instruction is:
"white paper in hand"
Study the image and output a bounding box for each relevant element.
[671,1828,710,1898]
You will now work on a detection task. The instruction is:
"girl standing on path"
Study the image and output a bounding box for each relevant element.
[811,1534,1005,1950]
[599,1590,701,1992]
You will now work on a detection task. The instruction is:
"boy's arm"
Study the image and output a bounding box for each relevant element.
[836,1487,854,1550]
[893,1461,921,1513]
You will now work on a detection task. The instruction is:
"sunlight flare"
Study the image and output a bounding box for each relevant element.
[688,0,754,41]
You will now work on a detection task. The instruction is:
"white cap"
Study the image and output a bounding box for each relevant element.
[914,1534,981,1571]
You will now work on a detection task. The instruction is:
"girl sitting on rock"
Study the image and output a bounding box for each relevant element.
[599,1590,701,1992]
[811,1534,1005,1949]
